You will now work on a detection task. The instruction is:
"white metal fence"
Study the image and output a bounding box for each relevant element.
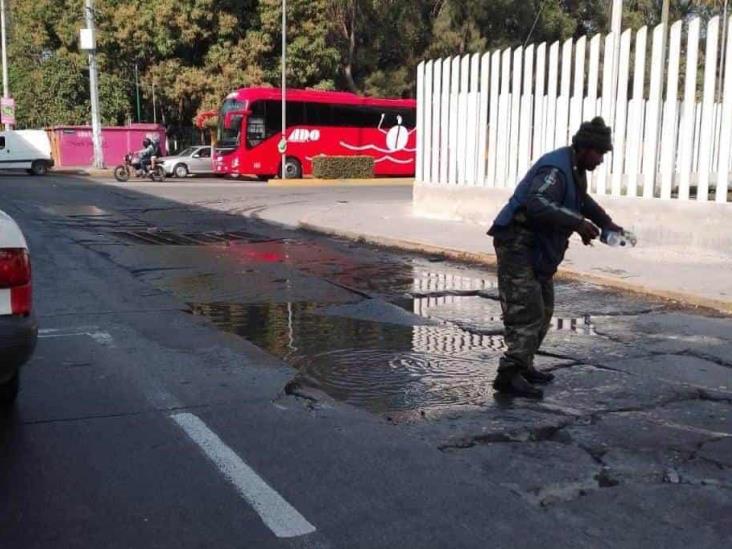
[416,16,732,203]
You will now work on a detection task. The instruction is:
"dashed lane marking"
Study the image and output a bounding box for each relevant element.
[171,412,316,539]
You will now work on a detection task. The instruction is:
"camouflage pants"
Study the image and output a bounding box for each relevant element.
[493,228,554,375]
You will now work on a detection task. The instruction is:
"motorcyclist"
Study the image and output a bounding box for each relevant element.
[137,138,155,174]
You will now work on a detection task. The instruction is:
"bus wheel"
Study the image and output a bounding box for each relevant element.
[281,157,302,179]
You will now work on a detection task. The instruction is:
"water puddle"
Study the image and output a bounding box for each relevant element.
[138,233,606,416]
[189,301,503,413]
[41,205,114,217]
[188,298,597,415]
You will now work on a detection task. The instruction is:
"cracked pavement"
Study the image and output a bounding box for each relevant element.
[6,177,729,547]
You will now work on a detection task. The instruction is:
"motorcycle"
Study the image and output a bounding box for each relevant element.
[114,153,165,182]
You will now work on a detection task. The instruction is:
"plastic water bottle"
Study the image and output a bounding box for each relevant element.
[601,229,637,247]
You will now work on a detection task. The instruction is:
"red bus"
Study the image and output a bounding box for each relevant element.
[214,87,416,179]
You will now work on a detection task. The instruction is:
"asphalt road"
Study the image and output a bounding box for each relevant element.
[0,174,729,548]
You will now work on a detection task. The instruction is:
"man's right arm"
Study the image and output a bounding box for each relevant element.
[524,167,584,229]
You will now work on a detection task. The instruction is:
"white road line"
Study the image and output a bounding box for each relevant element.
[171,412,316,539]
[39,328,114,346]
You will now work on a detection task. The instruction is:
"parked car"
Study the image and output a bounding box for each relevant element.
[0,130,54,176]
[159,146,213,178]
[0,209,37,405]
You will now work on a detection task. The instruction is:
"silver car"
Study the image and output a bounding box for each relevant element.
[160,146,213,178]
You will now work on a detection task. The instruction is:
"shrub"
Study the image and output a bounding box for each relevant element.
[312,155,374,179]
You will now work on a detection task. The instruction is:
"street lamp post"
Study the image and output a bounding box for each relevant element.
[82,0,104,168]
[0,0,11,130]
[281,0,287,179]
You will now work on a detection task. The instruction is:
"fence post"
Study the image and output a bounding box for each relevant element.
[554,38,572,148]
[477,52,491,186]
[518,45,534,178]
[716,15,732,203]
[659,21,682,200]
[611,29,631,196]
[626,27,647,197]
[496,48,511,187]
[466,53,481,185]
[596,32,615,195]
[532,43,547,161]
[457,55,470,184]
[416,61,424,183]
[487,50,501,187]
[430,60,442,184]
[448,56,460,185]
[439,58,451,185]
[569,36,586,144]
[423,60,433,184]
[544,42,559,153]
[678,19,700,202]
[642,24,664,199]
[698,16,720,202]
[508,46,523,185]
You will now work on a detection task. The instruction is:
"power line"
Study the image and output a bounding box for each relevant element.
[523,0,549,47]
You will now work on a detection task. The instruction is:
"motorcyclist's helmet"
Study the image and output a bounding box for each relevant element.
[143,138,151,147]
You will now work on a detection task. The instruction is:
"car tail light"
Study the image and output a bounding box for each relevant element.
[0,249,32,315]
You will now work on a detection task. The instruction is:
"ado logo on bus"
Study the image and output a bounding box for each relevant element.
[288,129,321,143]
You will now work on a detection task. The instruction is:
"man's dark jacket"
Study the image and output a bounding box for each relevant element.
[488,146,611,278]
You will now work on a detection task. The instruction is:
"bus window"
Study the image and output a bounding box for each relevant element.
[246,100,307,148]
[304,103,332,126]
[247,116,266,148]
[217,98,246,147]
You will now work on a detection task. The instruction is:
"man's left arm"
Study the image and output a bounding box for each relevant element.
[581,195,622,232]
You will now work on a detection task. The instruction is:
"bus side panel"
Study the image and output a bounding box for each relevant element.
[247,125,416,177]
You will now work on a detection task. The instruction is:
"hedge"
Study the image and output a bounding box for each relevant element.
[312,155,374,179]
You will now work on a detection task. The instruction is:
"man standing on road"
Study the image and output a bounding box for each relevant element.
[488,117,625,399]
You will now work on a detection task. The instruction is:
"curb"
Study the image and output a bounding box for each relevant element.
[52,169,113,177]
[267,177,414,187]
[298,221,732,315]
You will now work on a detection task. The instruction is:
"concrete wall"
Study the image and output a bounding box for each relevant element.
[413,183,732,253]
[49,125,167,167]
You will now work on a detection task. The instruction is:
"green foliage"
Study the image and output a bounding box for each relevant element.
[312,155,375,179]
[5,1,730,130]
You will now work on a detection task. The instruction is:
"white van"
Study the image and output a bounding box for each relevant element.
[0,130,54,175]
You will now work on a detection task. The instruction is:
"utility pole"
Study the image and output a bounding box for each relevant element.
[280,0,287,179]
[1,0,12,130]
[83,0,104,168]
[152,80,157,124]
[134,63,141,122]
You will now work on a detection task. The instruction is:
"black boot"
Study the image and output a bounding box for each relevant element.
[524,366,555,384]
[492,372,543,399]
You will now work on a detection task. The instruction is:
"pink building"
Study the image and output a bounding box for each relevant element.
[48,124,167,167]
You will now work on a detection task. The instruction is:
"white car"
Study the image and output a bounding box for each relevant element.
[159,146,213,178]
[0,209,37,404]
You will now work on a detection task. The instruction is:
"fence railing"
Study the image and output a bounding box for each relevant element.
[416,16,732,204]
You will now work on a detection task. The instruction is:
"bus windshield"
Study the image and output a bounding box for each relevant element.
[217,98,246,148]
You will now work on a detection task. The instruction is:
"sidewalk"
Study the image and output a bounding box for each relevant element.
[242,189,732,314]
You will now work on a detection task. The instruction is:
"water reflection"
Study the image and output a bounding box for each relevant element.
[189,301,500,413]
[187,262,601,414]
[180,244,602,414]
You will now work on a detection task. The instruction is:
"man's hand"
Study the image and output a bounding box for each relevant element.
[576,220,600,245]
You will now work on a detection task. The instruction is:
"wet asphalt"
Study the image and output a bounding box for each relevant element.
[0,174,730,548]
